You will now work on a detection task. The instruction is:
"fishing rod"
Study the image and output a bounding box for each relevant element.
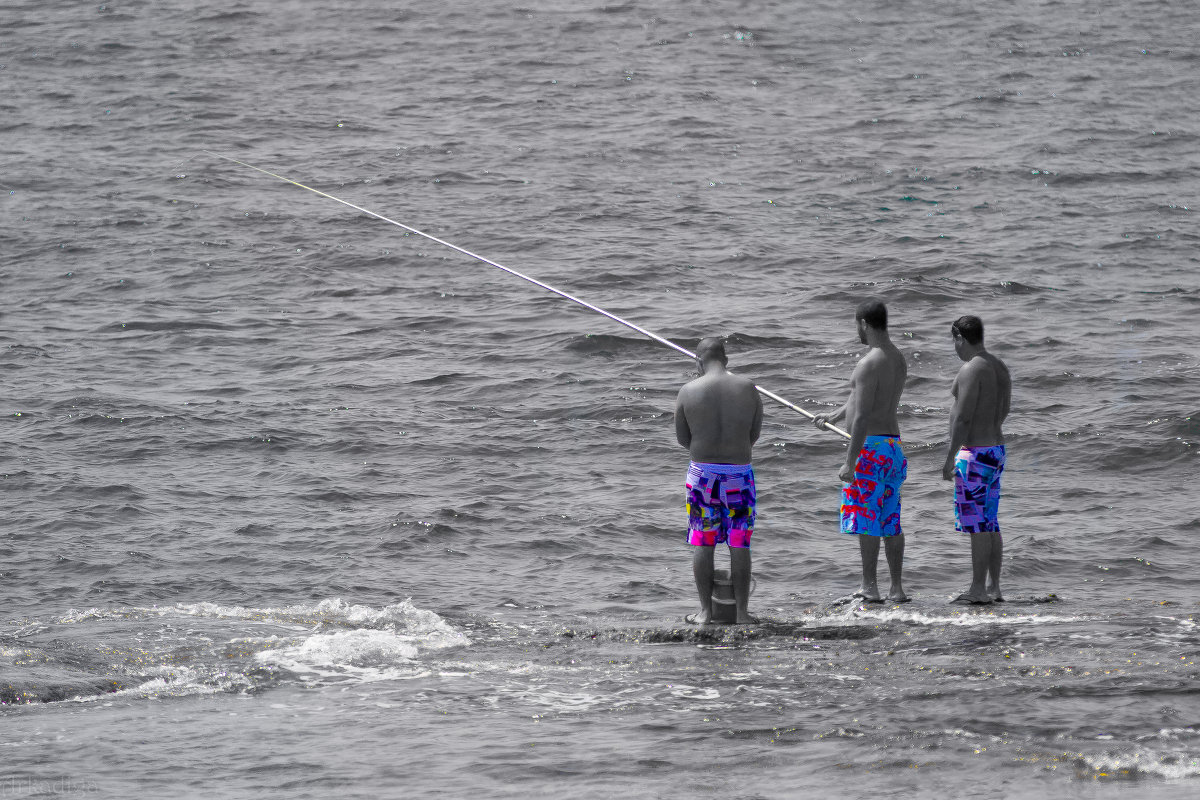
[202,150,851,440]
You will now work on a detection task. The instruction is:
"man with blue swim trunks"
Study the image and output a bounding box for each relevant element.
[943,315,1011,604]
[814,300,910,603]
[675,337,763,624]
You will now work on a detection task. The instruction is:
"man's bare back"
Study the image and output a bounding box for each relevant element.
[675,368,762,464]
[949,353,1011,448]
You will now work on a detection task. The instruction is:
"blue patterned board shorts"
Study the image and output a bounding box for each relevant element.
[954,445,1005,533]
[841,436,907,537]
[686,462,755,549]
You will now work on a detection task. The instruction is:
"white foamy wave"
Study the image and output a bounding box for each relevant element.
[182,599,470,665]
[58,598,470,651]
[1077,748,1200,780]
[62,664,250,704]
[54,598,469,686]
[253,629,431,682]
[1149,727,1200,741]
[167,597,458,634]
[58,607,115,624]
[1146,615,1198,643]
[523,689,616,714]
[819,605,1081,628]
[667,684,721,701]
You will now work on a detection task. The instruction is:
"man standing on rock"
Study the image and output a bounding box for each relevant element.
[814,300,909,603]
[943,315,1011,604]
[675,337,763,624]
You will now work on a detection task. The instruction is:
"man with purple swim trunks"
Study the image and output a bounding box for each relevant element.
[942,315,1012,605]
[675,337,763,624]
[814,300,910,603]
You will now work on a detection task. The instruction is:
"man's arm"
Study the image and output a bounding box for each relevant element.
[749,391,764,446]
[839,365,874,482]
[674,390,692,449]
[815,401,848,429]
[942,366,979,480]
[996,360,1012,427]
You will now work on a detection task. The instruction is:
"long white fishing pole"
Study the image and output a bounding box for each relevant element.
[203,150,851,440]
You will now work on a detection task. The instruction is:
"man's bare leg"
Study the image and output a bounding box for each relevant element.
[856,535,882,601]
[691,545,715,622]
[730,546,754,624]
[986,532,1003,601]
[884,533,908,602]
[954,532,993,603]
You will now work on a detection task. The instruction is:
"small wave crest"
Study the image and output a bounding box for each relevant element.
[164,597,463,638]
[252,629,424,679]
[45,598,469,698]
[1073,742,1200,781]
[60,664,255,705]
[818,604,1080,628]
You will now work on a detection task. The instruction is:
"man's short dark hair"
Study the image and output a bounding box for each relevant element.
[696,337,728,365]
[951,315,984,345]
[855,299,888,330]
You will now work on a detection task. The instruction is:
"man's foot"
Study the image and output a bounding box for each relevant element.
[951,592,992,606]
[853,590,884,604]
[685,612,713,625]
[887,586,910,603]
[734,612,760,625]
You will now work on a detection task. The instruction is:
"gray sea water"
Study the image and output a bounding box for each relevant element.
[2,0,1198,797]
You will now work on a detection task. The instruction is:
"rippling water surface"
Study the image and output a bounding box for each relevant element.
[2,0,1198,797]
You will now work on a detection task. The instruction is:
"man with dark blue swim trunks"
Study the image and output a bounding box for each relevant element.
[675,337,763,624]
[943,315,1012,604]
[814,300,910,603]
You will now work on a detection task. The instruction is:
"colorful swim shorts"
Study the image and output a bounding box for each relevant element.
[686,462,756,548]
[954,445,1005,533]
[841,435,907,537]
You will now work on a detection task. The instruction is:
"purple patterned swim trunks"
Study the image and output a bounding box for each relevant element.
[954,445,1005,533]
[685,462,755,549]
[841,436,907,537]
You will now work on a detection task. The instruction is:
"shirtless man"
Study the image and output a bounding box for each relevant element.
[675,337,763,624]
[814,300,909,603]
[942,315,1012,604]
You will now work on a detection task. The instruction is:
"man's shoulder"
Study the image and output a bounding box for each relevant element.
[677,377,702,399]
[972,352,1009,374]
[859,345,904,371]
[961,353,1009,387]
[726,371,757,389]
[679,373,721,396]
[953,358,985,386]
[855,347,881,368]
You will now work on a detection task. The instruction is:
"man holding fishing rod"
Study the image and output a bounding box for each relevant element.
[675,337,763,625]
[814,300,910,604]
